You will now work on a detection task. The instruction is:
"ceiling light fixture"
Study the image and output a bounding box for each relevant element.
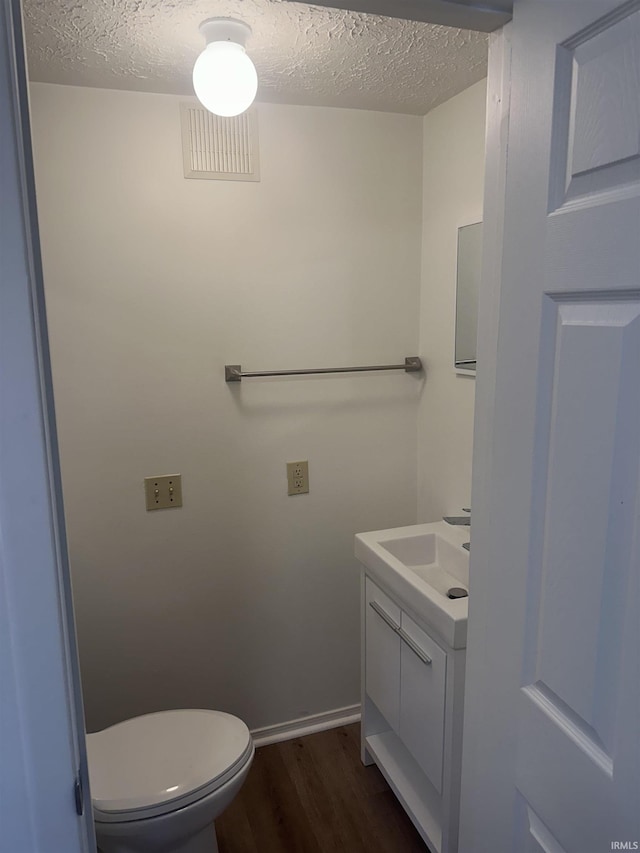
[192,18,258,118]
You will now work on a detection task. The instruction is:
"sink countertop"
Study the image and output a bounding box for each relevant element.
[355,521,470,649]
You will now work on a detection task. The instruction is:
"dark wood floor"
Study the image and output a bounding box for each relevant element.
[216,723,429,853]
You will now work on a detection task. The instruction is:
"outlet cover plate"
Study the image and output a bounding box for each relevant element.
[286,460,309,496]
[144,474,183,510]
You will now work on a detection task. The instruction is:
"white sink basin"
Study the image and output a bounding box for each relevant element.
[355,521,470,648]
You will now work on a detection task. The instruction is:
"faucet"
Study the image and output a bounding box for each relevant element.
[444,508,471,551]
[443,507,471,526]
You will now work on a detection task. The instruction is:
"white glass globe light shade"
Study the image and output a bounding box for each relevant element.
[193,41,258,117]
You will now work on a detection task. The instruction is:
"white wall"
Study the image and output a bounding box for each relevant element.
[29,84,423,733]
[417,80,486,522]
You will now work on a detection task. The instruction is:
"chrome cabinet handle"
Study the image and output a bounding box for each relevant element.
[369,600,400,633]
[369,601,432,665]
[398,627,432,665]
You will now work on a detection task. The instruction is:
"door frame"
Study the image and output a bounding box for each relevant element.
[0,0,94,849]
[459,1,640,847]
[458,19,512,839]
[0,0,512,845]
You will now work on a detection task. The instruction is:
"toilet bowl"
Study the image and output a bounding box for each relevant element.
[86,709,254,853]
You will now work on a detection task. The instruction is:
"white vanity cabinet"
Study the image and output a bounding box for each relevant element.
[361,574,466,853]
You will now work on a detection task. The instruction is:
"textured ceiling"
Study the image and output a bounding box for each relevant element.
[23,0,488,115]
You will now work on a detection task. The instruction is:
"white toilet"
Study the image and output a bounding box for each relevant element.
[86,709,254,853]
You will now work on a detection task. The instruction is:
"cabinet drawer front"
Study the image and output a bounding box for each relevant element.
[366,579,401,626]
[365,580,401,730]
[399,612,447,793]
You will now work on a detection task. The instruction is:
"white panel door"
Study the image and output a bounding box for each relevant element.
[461,2,640,852]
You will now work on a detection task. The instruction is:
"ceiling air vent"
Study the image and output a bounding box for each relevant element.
[180,103,260,182]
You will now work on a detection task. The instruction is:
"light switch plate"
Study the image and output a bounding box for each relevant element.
[144,474,183,510]
[287,461,309,495]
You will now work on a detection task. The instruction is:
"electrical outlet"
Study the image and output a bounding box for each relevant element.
[286,461,309,496]
[144,474,183,510]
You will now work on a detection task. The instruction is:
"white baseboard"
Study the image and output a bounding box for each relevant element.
[250,704,361,748]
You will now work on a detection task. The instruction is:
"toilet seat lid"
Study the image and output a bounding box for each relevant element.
[87,709,252,818]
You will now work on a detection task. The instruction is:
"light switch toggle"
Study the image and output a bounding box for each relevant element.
[145,474,183,510]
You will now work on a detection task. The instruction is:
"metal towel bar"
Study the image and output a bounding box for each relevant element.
[225,356,422,382]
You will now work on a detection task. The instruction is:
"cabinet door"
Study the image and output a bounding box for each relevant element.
[399,612,447,793]
[365,580,401,731]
